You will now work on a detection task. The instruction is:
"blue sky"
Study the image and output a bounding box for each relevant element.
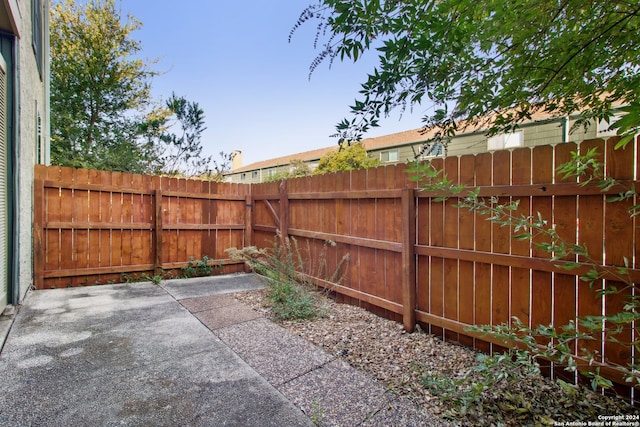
[124,1,426,167]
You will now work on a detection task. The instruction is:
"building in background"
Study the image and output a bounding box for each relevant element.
[0,0,50,313]
[224,111,613,184]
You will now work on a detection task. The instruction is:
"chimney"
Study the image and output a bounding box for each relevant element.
[231,150,242,170]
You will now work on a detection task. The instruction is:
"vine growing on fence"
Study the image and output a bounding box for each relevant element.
[407,146,639,394]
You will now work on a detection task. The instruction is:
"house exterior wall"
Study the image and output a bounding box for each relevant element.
[17,0,49,305]
[0,0,49,311]
[367,116,599,165]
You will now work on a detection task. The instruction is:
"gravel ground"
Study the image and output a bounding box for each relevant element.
[233,288,637,426]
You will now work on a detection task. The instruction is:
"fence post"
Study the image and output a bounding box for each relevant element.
[279,180,289,240]
[154,189,163,276]
[401,188,417,332]
[33,165,46,290]
[244,193,253,273]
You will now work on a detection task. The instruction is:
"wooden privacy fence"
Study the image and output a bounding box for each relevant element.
[33,166,251,288]
[33,137,639,393]
[250,137,640,394]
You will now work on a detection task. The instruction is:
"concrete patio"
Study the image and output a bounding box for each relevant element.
[0,273,443,426]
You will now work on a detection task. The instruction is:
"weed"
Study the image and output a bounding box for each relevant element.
[119,272,163,284]
[181,255,214,278]
[309,401,324,426]
[226,233,349,321]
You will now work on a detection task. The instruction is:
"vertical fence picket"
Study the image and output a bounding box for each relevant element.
[474,152,493,353]
[33,165,45,289]
[110,172,124,275]
[98,169,112,282]
[321,173,338,278]
[416,163,430,322]
[429,157,445,339]
[553,142,579,382]
[387,166,403,310]
[402,187,416,331]
[577,139,606,375]
[59,167,74,287]
[121,173,134,273]
[347,169,364,307]
[531,145,554,376]
[43,167,62,288]
[603,137,635,398]
[371,167,387,314]
[458,155,476,348]
[335,170,352,306]
[510,147,532,332]
[130,174,143,268]
[201,180,213,262]
[73,169,89,286]
[491,150,511,353]
[211,181,222,260]
[443,156,460,342]
[142,175,155,268]
[87,169,102,282]
[154,189,163,277]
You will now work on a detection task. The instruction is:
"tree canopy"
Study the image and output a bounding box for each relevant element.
[293,0,640,145]
[156,93,211,176]
[50,0,160,172]
[50,0,224,177]
[263,159,313,182]
[315,142,379,174]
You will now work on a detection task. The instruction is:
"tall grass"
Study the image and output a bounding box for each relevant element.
[226,233,349,321]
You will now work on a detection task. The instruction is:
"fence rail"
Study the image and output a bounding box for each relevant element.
[33,136,639,395]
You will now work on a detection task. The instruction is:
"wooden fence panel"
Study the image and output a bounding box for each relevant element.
[35,166,248,288]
